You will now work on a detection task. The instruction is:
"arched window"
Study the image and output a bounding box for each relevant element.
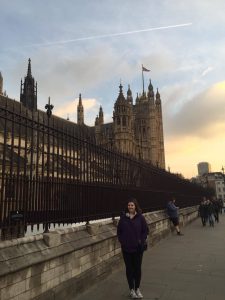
[117,117,120,125]
[122,116,126,126]
[143,127,146,138]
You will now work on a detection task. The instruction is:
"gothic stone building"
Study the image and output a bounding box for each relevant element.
[78,83,165,169]
[0,71,3,96]
[1,59,165,169]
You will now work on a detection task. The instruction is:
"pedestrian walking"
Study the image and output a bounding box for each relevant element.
[198,197,208,226]
[166,197,183,235]
[212,198,220,223]
[206,199,214,227]
[117,198,149,299]
[218,198,223,214]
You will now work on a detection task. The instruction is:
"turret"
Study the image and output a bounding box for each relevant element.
[27,58,32,77]
[94,114,102,145]
[77,93,84,125]
[113,83,134,155]
[127,85,133,105]
[99,106,104,125]
[155,88,165,169]
[95,115,99,126]
[113,83,128,125]
[0,71,3,95]
[147,79,154,103]
[116,83,126,103]
[155,88,161,105]
[20,59,37,111]
[135,93,139,104]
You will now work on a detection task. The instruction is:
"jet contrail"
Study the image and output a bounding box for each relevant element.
[25,23,192,48]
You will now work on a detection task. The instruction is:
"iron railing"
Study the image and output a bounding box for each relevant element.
[0,95,211,240]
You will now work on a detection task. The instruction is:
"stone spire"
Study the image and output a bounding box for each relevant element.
[113,82,133,155]
[95,115,99,126]
[116,83,126,103]
[155,88,161,104]
[155,87,165,169]
[148,79,153,91]
[148,79,154,102]
[99,106,104,125]
[135,93,139,104]
[77,93,84,125]
[20,59,37,111]
[0,71,3,95]
[27,58,32,77]
[127,85,133,105]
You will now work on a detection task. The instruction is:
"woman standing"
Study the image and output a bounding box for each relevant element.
[117,198,149,299]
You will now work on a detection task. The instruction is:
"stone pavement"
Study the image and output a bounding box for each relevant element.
[74,214,225,300]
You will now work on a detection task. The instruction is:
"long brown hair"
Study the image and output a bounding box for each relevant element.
[126,198,142,214]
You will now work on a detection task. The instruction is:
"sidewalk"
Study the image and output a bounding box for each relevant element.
[75,214,225,300]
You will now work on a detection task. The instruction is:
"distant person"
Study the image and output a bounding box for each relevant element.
[218,198,223,214]
[166,197,183,235]
[212,197,220,223]
[117,198,149,299]
[206,199,215,227]
[198,197,208,226]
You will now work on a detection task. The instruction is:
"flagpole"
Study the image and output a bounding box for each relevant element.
[142,64,144,95]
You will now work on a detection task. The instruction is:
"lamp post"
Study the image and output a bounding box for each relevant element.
[44,97,54,233]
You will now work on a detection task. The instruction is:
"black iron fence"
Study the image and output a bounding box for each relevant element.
[0,96,211,240]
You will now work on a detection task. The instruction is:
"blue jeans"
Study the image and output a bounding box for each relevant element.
[208,214,214,226]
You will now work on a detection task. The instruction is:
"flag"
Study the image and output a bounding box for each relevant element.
[142,66,150,72]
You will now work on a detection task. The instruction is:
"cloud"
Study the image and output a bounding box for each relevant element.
[201,67,213,77]
[164,81,225,178]
[164,81,225,138]
[165,132,225,178]
[33,44,136,99]
[54,96,113,126]
[54,98,99,125]
[16,23,192,49]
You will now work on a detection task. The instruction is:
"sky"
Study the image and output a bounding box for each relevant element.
[0,0,225,179]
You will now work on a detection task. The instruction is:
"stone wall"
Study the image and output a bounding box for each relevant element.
[0,206,198,300]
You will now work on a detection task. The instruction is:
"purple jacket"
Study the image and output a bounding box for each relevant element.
[117,213,149,253]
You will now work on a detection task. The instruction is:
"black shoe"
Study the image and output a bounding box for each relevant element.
[177,232,184,236]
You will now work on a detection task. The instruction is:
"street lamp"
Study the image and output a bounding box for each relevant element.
[44,97,54,233]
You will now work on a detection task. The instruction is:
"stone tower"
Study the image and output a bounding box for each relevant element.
[90,77,165,169]
[77,93,84,125]
[20,58,37,111]
[0,72,3,95]
[94,106,104,144]
[92,79,165,169]
[134,89,151,162]
[155,88,165,168]
[147,79,157,164]
[98,106,104,125]
[113,84,134,155]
